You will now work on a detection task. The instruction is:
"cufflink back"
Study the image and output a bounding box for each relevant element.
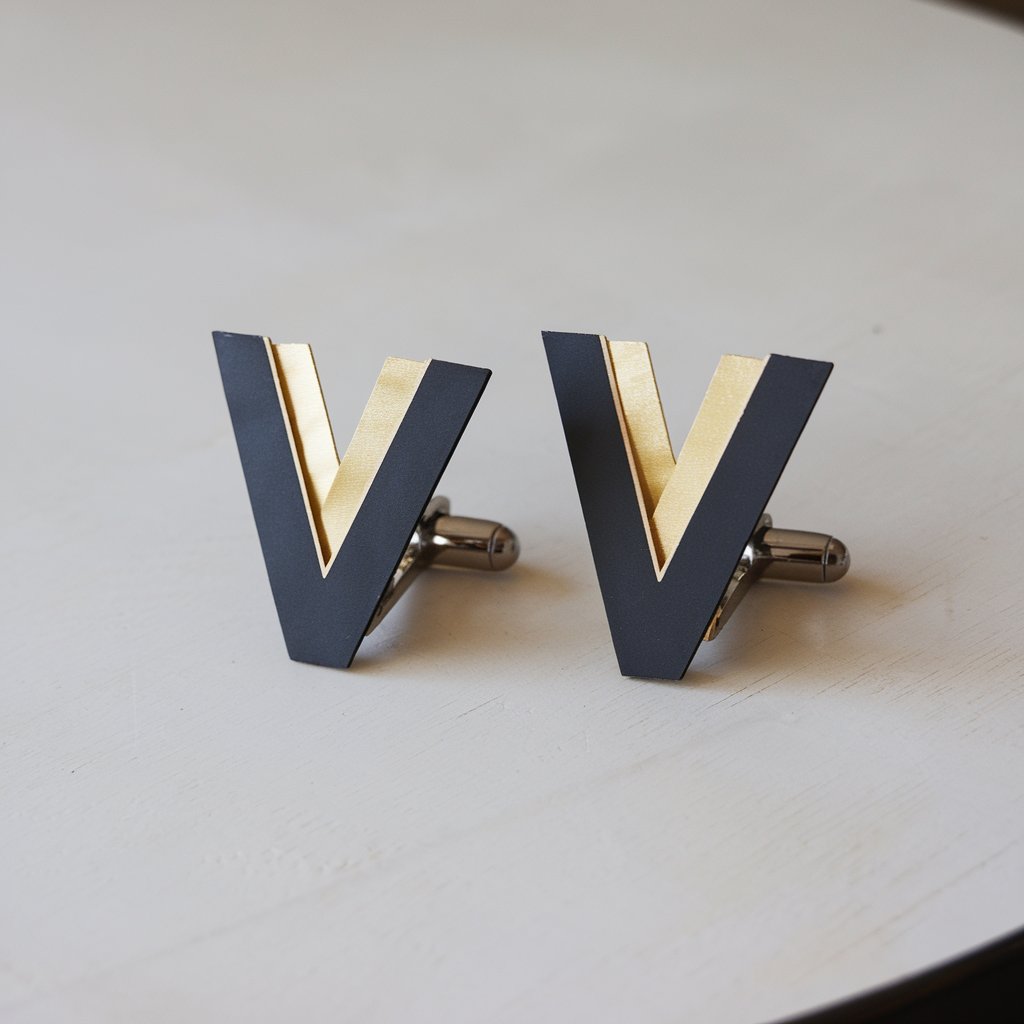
[543,331,849,680]
[365,495,519,634]
[213,331,518,669]
[704,513,849,642]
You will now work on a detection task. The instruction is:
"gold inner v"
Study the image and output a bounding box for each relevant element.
[602,338,766,579]
[266,339,428,575]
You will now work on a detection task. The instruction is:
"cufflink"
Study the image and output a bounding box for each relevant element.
[543,331,849,681]
[213,332,519,669]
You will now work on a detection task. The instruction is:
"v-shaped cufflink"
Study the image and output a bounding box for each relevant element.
[543,331,849,680]
[213,332,518,668]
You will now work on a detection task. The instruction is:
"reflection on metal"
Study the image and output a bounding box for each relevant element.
[367,497,520,634]
[704,514,851,641]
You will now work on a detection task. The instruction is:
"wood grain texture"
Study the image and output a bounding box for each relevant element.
[1,1,1023,1022]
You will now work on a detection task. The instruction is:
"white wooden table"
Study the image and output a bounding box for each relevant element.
[2,1,1023,1021]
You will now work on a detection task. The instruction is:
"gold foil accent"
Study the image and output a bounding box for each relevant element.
[604,339,766,579]
[267,340,428,575]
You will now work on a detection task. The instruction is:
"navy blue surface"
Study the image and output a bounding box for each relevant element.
[214,332,490,668]
[543,332,832,679]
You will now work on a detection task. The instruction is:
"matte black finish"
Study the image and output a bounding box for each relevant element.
[214,332,490,668]
[543,332,832,680]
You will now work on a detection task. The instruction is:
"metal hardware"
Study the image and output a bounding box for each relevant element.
[704,514,850,641]
[366,496,519,633]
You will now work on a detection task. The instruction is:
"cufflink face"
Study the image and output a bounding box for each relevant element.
[214,332,501,669]
[543,331,836,680]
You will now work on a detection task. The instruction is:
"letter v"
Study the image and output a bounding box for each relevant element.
[543,332,832,680]
[214,332,490,668]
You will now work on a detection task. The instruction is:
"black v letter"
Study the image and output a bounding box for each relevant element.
[543,332,832,680]
[214,332,490,668]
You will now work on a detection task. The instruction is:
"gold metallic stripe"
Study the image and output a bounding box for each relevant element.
[319,356,428,566]
[604,339,766,578]
[271,343,341,561]
[268,340,428,574]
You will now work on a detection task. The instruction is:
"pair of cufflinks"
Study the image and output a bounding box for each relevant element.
[213,330,849,681]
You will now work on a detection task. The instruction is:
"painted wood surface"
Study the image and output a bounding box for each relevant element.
[1,2,1022,1021]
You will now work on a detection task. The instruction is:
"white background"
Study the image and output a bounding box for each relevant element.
[2,1,1023,1021]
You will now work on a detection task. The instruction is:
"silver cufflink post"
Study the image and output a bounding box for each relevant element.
[366,496,520,633]
[704,514,850,641]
